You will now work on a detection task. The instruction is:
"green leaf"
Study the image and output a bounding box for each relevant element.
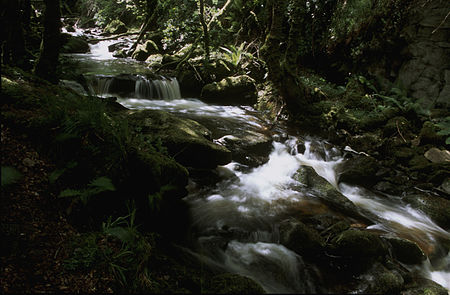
[1,166,22,186]
[88,176,115,192]
[104,226,135,244]
[59,189,82,198]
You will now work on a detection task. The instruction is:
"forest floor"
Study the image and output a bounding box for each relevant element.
[0,126,115,293]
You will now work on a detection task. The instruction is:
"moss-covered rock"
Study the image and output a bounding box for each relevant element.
[132,40,159,61]
[329,229,388,272]
[60,33,90,54]
[201,75,257,105]
[279,218,324,256]
[385,237,426,265]
[127,109,231,169]
[419,121,446,145]
[355,263,404,294]
[204,273,265,294]
[337,155,382,187]
[104,20,128,35]
[403,192,450,230]
[401,277,448,295]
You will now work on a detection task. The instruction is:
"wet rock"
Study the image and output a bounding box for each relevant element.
[336,155,382,187]
[108,41,128,53]
[112,50,127,58]
[60,34,90,54]
[440,178,450,195]
[355,263,404,294]
[204,273,265,294]
[215,133,273,167]
[201,75,257,105]
[403,192,450,230]
[424,147,450,163]
[373,181,404,195]
[127,109,231,169]
[329,229,388,272]
[146,54,163,67]
[104,20,128,35]
[296,166,373,223]
[401,276,448,295]
[385,236,426,265]
[279,218,324,257]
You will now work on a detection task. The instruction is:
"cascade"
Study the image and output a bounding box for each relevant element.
[92,75,181,100]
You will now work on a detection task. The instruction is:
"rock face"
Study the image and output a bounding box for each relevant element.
[397,1,450,109]
[127,109,232,169]
[201,75,257,105]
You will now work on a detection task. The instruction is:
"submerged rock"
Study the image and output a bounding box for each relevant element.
[403,192,450,230]
[127,109,231,169]
[132,40,159,61]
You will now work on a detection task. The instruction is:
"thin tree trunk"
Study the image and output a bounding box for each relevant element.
[128,0,157,56]
[199,0,210,63]
[34,0,61,83]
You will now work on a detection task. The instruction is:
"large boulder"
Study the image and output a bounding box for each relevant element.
[60,33,90,53]
[104,20,128,35]
[385,236,426,265]
[201,75,257,105]
[279,218,324,257]
[329,229,388,272]
[132,40,159,61]
[127,109,232,169]
[295,166,373,223]
[215,132,273,167]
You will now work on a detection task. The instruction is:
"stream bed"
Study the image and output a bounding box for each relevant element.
[62,33,450,294]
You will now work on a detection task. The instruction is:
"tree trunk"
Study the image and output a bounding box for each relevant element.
[128,0,158,56]
[34,0,61,83]
[261,0,307,113]
[199,0,210,63]
[1,0,28,68]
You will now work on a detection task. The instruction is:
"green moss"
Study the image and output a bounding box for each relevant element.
[204,273,265,294]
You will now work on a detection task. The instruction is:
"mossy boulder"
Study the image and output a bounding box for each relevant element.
[403,192,450,230]
[329,229,388,272]
[279,218,324,256]
[401,277,448,295]
[132,40,159,61]
[204,273,265,294]
[104,20,128,35]
[127,109,231,169]
[201,75,257,105]
[337,155,382,187]
[420,121,446,145]
[385,237,426,265]
[60,33,90,54]
[355,263,404,294]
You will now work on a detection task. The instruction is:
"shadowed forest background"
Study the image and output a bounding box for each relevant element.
[1,0,449,293]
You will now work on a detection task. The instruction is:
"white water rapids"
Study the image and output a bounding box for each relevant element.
[120,97,450,293]
[63,37,449,293]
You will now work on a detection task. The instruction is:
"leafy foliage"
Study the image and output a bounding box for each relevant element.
[1,166,22,187]
[435,117,450,145]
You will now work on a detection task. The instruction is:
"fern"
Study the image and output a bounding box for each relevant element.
[436,117,450,145]
[58,176,115,205]
[1,166,22,187]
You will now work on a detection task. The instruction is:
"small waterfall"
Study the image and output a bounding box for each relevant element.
[92,75,182,99]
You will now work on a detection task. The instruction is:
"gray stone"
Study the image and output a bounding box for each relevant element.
[424,148,450,163]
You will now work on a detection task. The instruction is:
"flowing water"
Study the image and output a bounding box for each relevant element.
[63,36,450,293]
